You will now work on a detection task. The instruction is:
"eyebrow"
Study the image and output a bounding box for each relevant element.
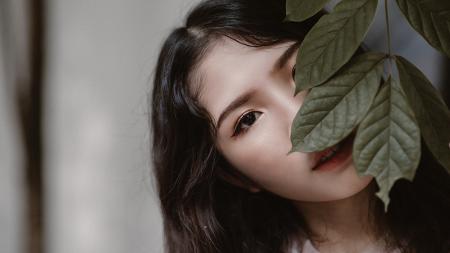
[215,42,301,131]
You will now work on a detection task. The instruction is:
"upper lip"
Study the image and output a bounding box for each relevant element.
[311,131,356,170]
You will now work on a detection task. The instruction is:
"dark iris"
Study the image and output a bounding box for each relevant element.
[241,113,256,126]
[233,111,261,136]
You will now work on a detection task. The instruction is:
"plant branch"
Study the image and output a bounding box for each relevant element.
[384,0,393,74]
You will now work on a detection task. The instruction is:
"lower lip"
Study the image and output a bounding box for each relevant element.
[312,135,354,172]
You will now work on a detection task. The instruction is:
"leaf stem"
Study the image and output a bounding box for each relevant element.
[384,0,393,74]
[384,0,392,56]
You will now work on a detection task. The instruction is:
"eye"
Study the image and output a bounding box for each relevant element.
[232,111,262,137]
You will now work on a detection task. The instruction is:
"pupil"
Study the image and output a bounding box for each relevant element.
[242,113,256,125]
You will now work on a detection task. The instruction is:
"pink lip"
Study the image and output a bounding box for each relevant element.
[311,132,355,172]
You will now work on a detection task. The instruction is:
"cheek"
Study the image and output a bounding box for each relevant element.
[221,133,374,202]
[322,164,374,200]
[218,112,374,202]
[222,117,295,178]
[220,124,315,197]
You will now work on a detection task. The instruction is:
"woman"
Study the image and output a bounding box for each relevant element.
[150,0,450,252]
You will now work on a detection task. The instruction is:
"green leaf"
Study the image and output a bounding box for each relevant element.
[396,0,450,58]
[294,0,378,94]
[285,0,330,22]
[353,77,421,212]
[395,56,450,173]
[290,53,385,153]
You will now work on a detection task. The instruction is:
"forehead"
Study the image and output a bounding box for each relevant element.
[192,38,293,123]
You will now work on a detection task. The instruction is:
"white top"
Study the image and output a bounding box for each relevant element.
[291,239,401,253]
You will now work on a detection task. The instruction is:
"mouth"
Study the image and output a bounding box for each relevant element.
[311,131,356,172]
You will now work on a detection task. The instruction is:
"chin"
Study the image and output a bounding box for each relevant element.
[300,176,374,203]
[328,176,374,202]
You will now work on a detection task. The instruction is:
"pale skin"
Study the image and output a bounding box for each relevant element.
[190,37,379,253]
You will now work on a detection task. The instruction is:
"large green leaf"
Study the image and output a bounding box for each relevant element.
[289,53,385,153]
[395,56,450,173]
[285,0,330,22]
[294,0,378,94]
[396,0,450,58]
[353,77,421,212]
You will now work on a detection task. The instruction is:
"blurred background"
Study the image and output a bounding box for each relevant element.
[0,0,448,253]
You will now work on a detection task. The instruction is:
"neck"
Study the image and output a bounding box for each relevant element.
[293,181,382,253]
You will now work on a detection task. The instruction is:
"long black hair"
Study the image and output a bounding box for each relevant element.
[150,0,450,252]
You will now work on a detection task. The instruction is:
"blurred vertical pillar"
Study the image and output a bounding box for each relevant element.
[0,0,46,253]
[25,1,46,252]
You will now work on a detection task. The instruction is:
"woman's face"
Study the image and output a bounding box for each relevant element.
[192,38,373,202]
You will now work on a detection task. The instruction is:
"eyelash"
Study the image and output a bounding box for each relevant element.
[231,64,297,137]
[232,110,262,137]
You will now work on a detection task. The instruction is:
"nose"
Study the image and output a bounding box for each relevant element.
[285,93,303,139]
[270,83,304,139]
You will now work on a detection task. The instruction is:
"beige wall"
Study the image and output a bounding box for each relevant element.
[45,1,200,253]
